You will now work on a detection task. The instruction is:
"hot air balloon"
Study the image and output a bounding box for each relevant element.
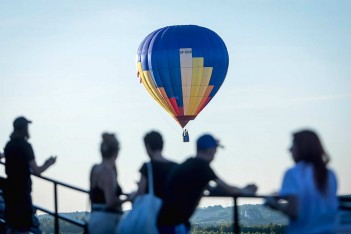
[136,25,229,140]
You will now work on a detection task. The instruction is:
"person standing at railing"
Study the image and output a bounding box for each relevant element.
[88,133,126,234]
[3,116,56,234]
[157,133,258,234]
[265,129,338,234]
[132,130,178,200]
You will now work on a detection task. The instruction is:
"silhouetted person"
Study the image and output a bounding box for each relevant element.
[157,133,257,233]
[133,131,178,200]
[88,133,125,234]
[4,116,56,234]
[183,129,189,142]
[265,129,338,234]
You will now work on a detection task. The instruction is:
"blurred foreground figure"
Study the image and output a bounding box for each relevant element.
[88,133,126,234]
[265,129,338,234]
[133,130,178,200]
[157,133,257,234]
[4,116,56,234]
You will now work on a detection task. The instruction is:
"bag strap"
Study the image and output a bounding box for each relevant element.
[147,162,155,195]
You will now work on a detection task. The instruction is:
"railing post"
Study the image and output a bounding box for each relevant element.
[233,196,240,234]
[54,182,59,234]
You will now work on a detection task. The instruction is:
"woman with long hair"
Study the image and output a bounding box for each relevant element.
[88,133,125,234]
[265,129,338,233]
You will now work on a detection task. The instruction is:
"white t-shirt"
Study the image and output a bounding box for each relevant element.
[280,162,338,234]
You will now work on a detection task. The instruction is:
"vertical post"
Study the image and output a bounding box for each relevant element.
[233,196,240,234]
[54,182,59,234]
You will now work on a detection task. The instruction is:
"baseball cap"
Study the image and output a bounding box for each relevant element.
[196,134,224,150]
[13,116,32,130]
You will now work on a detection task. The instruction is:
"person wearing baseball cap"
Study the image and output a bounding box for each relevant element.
[4,116,57,233]
[157,133,258,234]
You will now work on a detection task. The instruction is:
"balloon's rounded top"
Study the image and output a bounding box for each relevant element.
[137,25,229,128]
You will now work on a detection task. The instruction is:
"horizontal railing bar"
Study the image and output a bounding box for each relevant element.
[0,161,88,194]
[34,205,86,228]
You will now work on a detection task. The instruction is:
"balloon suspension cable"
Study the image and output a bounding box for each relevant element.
[153,105,180,134]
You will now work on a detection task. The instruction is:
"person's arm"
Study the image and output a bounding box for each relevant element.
[29,156,56,175]
[265,195,298,220]
[214,178,257,195]
[132,175,147,198]
[265,169,298,219]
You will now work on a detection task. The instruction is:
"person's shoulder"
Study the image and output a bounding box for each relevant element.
[164,159,178,166]
[6,138,30,148]
[139,161,148,173]
[327,168,338,180]
[283,164,300,177]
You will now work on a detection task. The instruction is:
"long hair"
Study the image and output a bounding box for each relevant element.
[10,127,29,140]
[100,133,119,159]
[293,130,329,195]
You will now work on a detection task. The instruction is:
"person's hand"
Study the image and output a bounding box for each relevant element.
[242,184,258,195]
[45,155,57,167]
[264,196,279,210]
[126,191,137,202]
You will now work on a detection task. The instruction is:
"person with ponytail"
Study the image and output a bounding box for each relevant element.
[88,133,126,234]
[265,129,338,234]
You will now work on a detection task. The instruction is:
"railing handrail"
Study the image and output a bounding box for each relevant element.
[34,204,87,227]
[0,161,89,194]
[0,161,88,233]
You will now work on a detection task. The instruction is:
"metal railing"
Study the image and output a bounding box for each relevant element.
[207,193,351,234]
[0,161,88,234]
[32,175,89,234]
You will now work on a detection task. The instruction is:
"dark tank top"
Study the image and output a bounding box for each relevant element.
[90,183,123,204]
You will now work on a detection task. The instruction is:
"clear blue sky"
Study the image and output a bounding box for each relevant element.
[0,0,350,212]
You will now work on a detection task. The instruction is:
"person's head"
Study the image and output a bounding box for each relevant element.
[290,129,329,195]
[196,134,223,162]
[143,131,163,157]
[100,133,120,160]
[290,129,329,164]
[10,116,32,139]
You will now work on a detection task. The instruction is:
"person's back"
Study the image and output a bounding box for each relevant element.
[88,133,125,234]
[5,138,34,192]
[157,134,257,234]
[139,160,178,199]
[281,162,338,234]
[265,129,338,234]
[135,130,178,201]
[158,157,217,227]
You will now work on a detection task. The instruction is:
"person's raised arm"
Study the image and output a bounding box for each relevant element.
[214,178,257,196]
[131,175,147,197]
[265,195,298,220]
[29,156,56,176]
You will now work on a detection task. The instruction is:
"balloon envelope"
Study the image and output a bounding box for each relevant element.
[137,25,229,128]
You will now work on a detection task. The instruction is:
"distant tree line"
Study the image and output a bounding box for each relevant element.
[191,223,285,234]
[39,220,285,234]
[39,217,86,234]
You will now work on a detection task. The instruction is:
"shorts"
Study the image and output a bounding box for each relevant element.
[88,210,122,234]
